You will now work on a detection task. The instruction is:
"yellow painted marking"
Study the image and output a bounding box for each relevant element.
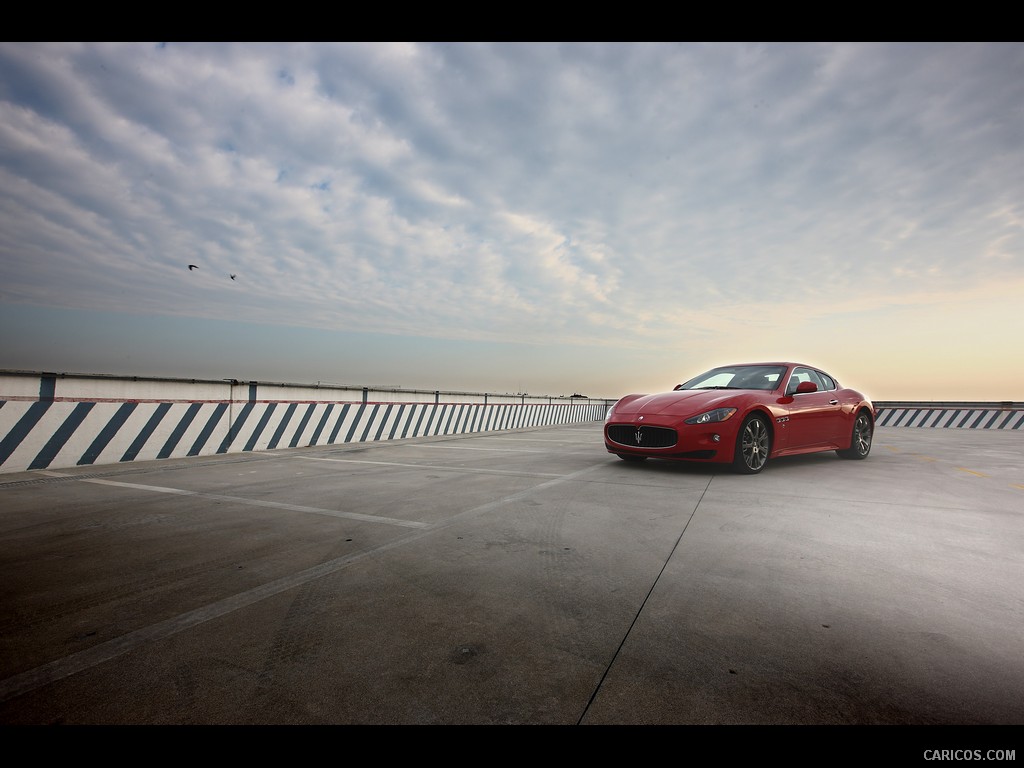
[955,467,988,478]
[1011,484,1024,491]
[885,445,901,452]
[916,456,938,462]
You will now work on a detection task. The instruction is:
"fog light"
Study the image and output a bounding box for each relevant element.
[712,434,720,442]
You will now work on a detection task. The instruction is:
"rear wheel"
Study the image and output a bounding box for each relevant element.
[837,411,873,459]
[733,415,770,474]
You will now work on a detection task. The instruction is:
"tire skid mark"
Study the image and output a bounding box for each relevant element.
[243,535,353,722]
[0,541,284,638]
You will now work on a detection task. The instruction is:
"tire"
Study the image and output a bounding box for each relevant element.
[837,411,873,459]
[732,414,770,474]
[616,454,648,462]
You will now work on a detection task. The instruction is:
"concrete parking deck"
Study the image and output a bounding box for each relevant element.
[1,424,1022,743]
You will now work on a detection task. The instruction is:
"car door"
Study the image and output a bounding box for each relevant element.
[783,367,843,449]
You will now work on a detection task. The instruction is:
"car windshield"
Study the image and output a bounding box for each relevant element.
[676,365,787,392]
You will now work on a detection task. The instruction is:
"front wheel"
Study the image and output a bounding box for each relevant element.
[733,415,770,474]
[837,411,873,459]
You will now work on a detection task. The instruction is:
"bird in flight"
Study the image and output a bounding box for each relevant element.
[188,264,198,270]
[230,274,237,280]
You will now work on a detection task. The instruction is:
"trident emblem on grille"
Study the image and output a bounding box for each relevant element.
[635,428,643,444]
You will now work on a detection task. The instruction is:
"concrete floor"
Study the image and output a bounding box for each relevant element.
[1,423,1022,745]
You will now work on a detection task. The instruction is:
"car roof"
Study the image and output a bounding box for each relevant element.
[719,362,804,368]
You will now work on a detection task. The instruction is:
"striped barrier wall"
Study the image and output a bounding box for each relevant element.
[3,372,1019,474]
[0,371,615,475]
[874,403,1024,430]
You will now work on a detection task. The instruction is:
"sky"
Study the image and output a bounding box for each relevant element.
[1,42,1022,402]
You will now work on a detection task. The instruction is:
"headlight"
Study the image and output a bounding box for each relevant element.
[684,407,737,425]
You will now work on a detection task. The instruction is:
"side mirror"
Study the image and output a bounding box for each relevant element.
[795,381,818,394]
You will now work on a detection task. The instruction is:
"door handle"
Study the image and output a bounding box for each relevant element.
[830,399,839,405]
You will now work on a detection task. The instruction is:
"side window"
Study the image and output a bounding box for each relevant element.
[786,368,808,395]
[787,367,825,394]
[817,372,836,391]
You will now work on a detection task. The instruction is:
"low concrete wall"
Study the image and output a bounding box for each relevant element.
[0,371,615,474]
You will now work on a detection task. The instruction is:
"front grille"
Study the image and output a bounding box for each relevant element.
[607,424,677,449]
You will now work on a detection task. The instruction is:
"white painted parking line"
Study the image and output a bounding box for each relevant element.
[293,456,563,477]
[470,437,600,444]
[414,445,550,453]
[82,479,428,529]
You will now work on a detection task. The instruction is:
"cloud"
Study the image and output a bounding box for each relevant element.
[1,42,1022,397]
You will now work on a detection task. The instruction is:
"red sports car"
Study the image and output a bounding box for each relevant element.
[604,362,875,474]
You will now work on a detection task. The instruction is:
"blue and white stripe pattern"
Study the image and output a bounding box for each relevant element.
[874,405,1024,430]
[0,374,611,474]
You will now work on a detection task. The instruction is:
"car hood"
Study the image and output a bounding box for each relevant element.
[613,389,750,417]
